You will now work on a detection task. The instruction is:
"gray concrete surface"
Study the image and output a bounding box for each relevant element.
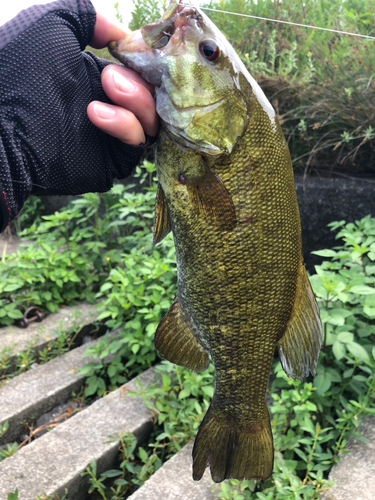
[0,231,32,257]
[294,175,375,271]
[129,440,219,500]
[0,303,97,364]
[0,367,156,499]
[321,416,375,500]
[0,329,119,444]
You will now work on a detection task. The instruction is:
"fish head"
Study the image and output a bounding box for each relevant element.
[109,1,251,155]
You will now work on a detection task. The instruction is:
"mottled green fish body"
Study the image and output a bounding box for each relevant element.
[109,0,321,483]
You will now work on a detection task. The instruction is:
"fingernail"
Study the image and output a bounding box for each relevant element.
[93,102,116,119]
[113,71,135,94]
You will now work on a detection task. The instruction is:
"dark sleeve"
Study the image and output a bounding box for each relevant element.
[0,0,149,232]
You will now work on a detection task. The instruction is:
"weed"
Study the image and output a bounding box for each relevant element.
[83,216,375,499]
[0,421,9,439]
[0,312,96,386]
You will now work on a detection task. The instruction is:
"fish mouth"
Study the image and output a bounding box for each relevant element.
[108,1,204,59]
[140,1,204,49]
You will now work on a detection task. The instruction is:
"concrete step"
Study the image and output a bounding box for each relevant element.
[0,329,120,445]
[0,303,98,368]
[129,440,217,500]
[130,418,375,500]
[321,416,375,500]
[0,367,156,499]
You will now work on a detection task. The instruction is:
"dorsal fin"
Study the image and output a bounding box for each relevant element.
[155,297,209,373]
[278,263,322,382]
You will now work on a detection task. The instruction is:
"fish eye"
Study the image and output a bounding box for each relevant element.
[199,40,220,62]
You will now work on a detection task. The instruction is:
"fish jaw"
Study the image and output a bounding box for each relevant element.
[108,33,164,87]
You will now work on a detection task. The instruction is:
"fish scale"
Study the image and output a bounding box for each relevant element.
[109,0,322,483]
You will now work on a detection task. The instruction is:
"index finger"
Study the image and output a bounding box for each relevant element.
[90,11,128,49]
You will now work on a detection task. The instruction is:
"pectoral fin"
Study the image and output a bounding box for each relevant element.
[153,183,171,245]
[187,165,236,231]
[155,297,209,373]
[278,264,322,382]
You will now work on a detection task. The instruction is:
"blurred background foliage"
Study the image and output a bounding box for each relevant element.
[203,0,375,177]
[90,0,375,177]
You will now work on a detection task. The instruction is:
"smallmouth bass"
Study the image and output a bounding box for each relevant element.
[109,0,322,483]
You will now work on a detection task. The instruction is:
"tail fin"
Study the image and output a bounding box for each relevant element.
[192,405,273,483]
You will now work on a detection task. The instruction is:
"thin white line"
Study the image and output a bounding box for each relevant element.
[201,7,375,40]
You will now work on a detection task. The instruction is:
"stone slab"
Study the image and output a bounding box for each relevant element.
[0,303,97,364]
[0,329,119,444]
[0,367,156,499]
[321,416,375,500]
[129,440,218,500]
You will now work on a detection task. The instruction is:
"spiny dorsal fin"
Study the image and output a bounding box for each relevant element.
[155,297,209,373]
[153,182,172,245]
[187,165,236,231]
[278,263,322,382]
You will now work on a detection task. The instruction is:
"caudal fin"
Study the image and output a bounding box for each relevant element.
[192,405,273,483]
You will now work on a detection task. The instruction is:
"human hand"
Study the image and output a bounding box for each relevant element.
[0,0,157,231]
[87,12,158,145]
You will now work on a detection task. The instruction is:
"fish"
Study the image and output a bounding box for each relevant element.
[109,0,322,484]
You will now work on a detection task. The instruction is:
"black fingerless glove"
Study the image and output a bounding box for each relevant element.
[0,0,149,232]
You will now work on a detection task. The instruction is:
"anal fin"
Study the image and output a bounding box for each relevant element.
[155,298,209,373]
[278,263,322,382]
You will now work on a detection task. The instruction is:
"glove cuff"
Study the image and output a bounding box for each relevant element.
[0,187,11,232]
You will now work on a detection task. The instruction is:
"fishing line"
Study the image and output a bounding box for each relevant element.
[200,7,375,40]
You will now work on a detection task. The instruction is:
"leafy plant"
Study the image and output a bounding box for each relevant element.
[79,162,177,397]
[35,492,67,500]
[10,196,45,236]
[0,420,9,439]
[82,433,162,499]
[129,0,167,30]
[87,216,375,499]
[0,442,18,462]
[0,162,158,326]
[200,0,375,174]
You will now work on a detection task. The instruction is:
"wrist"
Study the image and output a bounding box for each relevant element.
[0,188,11,233]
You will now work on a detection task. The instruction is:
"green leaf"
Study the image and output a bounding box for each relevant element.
[6,309,24,319]
[347,342,370,362]
[178,389,190,399]
[100,282,113,292]
[349,285,375,295]
[107,364,118,378]
[311,249,337,257]
[314,372,331,395]
[201,386,214,398]
[336,331,354,343]
[332,341,346,361]
[100,469,122,479]
[327,309,352,326]
[138,446,149,462]
[132,344,140,354]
